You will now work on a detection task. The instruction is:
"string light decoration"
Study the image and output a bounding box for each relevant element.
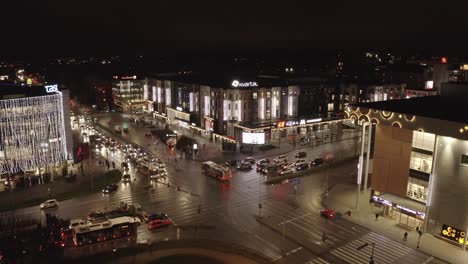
[0,93,68,174]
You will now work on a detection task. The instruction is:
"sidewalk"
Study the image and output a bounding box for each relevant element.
[323,183,466,263]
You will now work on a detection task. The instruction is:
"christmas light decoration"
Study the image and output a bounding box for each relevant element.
[0,93,68,174]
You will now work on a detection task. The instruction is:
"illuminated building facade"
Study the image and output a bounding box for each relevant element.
[111,75,146,111]
[347,83,468,248]
[0,83,72,191]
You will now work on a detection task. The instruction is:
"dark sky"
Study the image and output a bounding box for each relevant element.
[1,1,467,58]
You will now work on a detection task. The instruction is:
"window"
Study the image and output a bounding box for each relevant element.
[410,152,433,174]
[267,92,271,98]
[253,93,257,99]
[407,177,428,203]
[462,154,468,166]
[412,131,435,151]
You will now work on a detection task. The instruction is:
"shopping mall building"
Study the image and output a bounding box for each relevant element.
[0,82,72,191]
[137,75,351,151]
[346,83,468,248]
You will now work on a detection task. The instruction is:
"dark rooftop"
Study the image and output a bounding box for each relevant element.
[0,81,61,99]
[353,95,467,124]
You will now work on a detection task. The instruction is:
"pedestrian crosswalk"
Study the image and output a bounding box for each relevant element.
[322,232,415,264]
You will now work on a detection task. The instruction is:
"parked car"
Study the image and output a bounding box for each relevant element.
[40,199,59,210]
[279,169,294,175]
[320,209,336,219]
[237,162,253,170]
[295,151,307,158]
[145,131,152,136]
[243,157,256,164]
[102,184,118,194]
[311,158,324,167]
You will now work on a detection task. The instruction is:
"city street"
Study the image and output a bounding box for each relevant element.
[11,112,444,263]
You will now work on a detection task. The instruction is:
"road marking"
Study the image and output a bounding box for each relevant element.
[254,235,281,253]
[278,213,311,225]
[285,246,302,256]
[422,257,434,264]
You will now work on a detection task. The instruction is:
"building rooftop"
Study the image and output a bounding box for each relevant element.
[353,95,467,124]
[0,81,61,99]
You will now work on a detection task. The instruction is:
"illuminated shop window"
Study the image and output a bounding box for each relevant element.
[412,131,436,151]
[407,177,428,203]
[410,152,433,174]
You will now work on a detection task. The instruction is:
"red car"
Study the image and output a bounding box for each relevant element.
[148,218,171,230]
[60,228,74,240]
[320,209,336,219]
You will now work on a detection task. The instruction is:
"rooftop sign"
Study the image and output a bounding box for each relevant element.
[232,80,258,88]
[45,84,58,93]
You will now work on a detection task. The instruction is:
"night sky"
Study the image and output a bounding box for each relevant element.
[1,1,467,58]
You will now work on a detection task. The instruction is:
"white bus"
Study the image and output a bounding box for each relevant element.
[201,161,232,182]
[72,216,137,246]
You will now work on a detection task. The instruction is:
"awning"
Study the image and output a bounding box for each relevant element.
[373,193,426,218]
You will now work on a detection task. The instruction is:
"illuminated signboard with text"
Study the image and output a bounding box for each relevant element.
[441,224,467,244]
[242,132,265,144]
[231,80,258,88]
[45,84,58,93]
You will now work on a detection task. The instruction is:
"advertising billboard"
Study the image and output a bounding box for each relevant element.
[242,132,265,144]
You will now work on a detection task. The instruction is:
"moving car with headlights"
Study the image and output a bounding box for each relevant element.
[150,170,167,179]
[243,157,256,164]
[148,218,171,229]
[296,162,309,171]
[311,158,325,167]
[279,168,294,175]
[273,155,288,164]
[144,212,168,223]
[237,162,253,170]
[122,174,131,183]
[40,199,59,209]
[102,184,118,194]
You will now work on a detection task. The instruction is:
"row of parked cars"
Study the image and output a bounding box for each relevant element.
[256,152,325,176]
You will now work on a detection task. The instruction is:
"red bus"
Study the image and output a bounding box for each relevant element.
[202,161,232,182]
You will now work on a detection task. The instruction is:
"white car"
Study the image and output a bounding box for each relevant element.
[40,199,59,209]
[69,218,87,229]
[279,169,294,175]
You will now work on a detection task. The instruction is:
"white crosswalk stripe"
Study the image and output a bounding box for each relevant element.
[306,257,331,264]
[329,232,413,264]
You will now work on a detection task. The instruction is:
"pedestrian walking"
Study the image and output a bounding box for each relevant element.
[375,213,379,221]
[322,232,327,242]
[346,210,351,216]
[112,161,115,169]
[203,144,205,150]
[403,231,408,241]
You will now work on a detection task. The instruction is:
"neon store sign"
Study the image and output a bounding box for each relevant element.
[372,195,425,219]
[231,80,258,88]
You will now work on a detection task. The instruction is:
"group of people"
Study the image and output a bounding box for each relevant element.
[98,159,115,170]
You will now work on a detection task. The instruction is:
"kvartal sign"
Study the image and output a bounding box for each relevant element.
[45,84,58,93]
[232,80,258,88]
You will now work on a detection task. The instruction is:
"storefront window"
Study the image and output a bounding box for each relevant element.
[407,177,428,203]
[412,131,436,151]
[409,151,433,173]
